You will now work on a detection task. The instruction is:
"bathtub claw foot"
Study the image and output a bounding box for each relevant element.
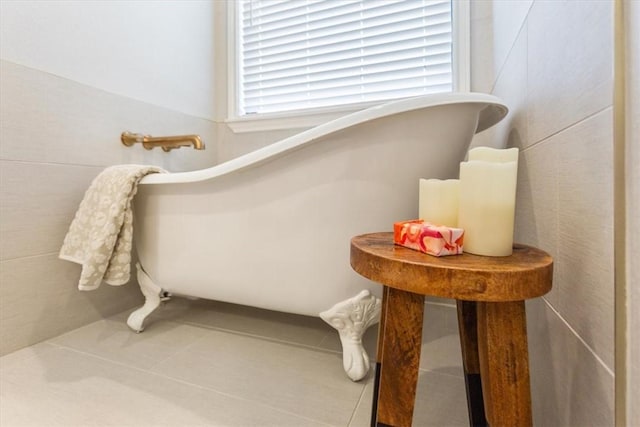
[127,263,163,333]
[320,290,381,382]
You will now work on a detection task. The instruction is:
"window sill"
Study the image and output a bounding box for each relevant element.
[225,101,383,133]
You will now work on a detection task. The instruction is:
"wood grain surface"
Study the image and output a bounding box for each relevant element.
[375,287,425,427]
[351,232,553,427]
[351,232,553,302]
[477,301,532,427]
[457,300,488,426]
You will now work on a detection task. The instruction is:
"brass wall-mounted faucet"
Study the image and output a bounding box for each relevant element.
[121,132,205,152]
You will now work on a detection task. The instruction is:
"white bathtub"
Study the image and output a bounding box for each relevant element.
[128,92,507,381]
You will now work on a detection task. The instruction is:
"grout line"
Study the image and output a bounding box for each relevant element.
[1,59,217,123]
[347,380,370,427]
[178,319,344,355]
[1,250,62,263]
[490,6,532,94]
[424,299,457,309]
[520,105,613,152]
[0,158,105,169]
[540,296,615,377]
[110,300,344,356]
[418,366,464,380]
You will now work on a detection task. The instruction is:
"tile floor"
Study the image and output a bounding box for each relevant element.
[0,297,469,426]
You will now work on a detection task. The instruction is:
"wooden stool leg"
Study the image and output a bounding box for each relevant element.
[477,301,532,427]
[372,286,425,427]
[371,286,390,427]
[456,300,488,427]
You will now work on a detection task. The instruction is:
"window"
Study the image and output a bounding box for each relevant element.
[228,0,469,132]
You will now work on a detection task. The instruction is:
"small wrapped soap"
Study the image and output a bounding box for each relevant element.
[393,219,464,256]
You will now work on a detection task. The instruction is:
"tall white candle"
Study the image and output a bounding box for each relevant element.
[458,149,519,256]
[468,146,519,163]
[418,179,459,227]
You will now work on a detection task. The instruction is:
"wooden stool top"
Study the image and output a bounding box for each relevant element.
[351,232,553,302]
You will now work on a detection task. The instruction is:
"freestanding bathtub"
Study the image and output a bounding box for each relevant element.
[128,92,507,381]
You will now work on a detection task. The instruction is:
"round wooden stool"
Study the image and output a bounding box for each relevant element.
[350,232,553,427]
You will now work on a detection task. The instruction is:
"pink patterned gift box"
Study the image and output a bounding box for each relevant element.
[393,220,464,257]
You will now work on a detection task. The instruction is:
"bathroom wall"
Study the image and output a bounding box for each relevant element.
[212,7,622,424]
[0,2,218,356]
[471,1,615,425]
[211,1,303,162]
[624,1,639,424]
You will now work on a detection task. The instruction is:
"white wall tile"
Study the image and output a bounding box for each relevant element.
[527,0,614,143]
[492,0,532,81]
[470,22,528,151]
[470,0,531,95]
[0,253,143,356]
[470,0,496,94]
[216,122,302,163]
[555,108,614,369]
[514,139,558,261]
[518,109,614,371]
[493,25,528,149]
[0,59,221,353]
[625,3,640,423]
[0,60,217,171]
[0,161,100,260]
[527,298,614,426]
[472,1,616,424]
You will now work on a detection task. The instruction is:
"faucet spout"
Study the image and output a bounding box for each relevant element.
[121,132,205,152]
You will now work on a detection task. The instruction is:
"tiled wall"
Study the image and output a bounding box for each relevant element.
[0,2,219,357]
[0,0,320,357]
[624,2,640,423]
[471,1,614,425]
[0,61,217,356]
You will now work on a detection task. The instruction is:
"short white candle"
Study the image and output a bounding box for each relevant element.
[418,179,459,227]
[458,157,518,256]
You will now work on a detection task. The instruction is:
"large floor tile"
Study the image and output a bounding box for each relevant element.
[50,316,207,370]
[349,370,468,427]
[0,341,56,371]
[316,301,463,377]
[419,302,463,377]
[0,345,327,427]
[151,328,367,426]
[140,296,336,350]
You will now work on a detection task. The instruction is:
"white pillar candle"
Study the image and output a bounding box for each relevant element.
[468,146,519,163]
[418,179,459,227]
[458,156,518,256]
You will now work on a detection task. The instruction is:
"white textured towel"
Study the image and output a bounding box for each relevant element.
[59,164,165,290]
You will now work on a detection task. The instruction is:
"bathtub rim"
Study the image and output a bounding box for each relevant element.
[141,92,507,185]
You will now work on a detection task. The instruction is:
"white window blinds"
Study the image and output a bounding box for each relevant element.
[237,0,453,116]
